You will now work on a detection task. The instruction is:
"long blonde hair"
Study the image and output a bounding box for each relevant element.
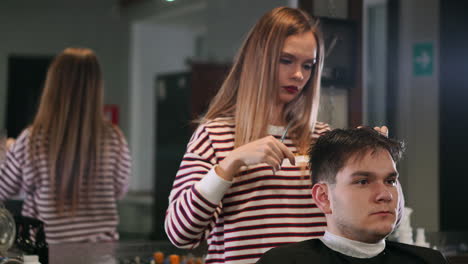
[30,47,107,214]
[202,7,324,154]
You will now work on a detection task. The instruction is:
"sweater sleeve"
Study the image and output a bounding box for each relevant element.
[164,124,232,249]
[112,126,132,200]
[0,133,26,200]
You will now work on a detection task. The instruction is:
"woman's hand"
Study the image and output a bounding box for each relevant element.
[6,138,15,150]
[357,125,389,137]
[216,136,296,181]
[373,126,389,137]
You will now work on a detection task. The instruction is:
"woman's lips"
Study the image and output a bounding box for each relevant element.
[283,86,299,93]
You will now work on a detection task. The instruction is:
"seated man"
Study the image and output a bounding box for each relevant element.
[257,128,447,264]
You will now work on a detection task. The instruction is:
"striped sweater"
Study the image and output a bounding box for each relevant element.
[0,125,131,244]
[165,118,327,264]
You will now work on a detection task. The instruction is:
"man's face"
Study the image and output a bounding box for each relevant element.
[326,149,399,243]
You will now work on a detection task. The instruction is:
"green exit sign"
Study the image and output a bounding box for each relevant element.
[413,43,433,76]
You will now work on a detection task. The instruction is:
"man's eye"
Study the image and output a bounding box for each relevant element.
[280,58,292,64]
[387,179,397,186]
[356,179,368,185]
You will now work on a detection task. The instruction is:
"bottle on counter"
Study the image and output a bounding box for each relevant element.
[195,256,204,264]
[169,254,180,264]
[185,253,194,264]
[153,251,164,264]
[415,228,430,248]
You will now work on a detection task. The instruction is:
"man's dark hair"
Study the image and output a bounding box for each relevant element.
[308,127,405,185]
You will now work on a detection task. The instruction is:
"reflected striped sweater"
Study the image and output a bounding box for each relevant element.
[0,125,131,244]
[165,118,327,264]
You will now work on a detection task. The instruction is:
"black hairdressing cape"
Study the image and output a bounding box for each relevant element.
[256,239,448,264]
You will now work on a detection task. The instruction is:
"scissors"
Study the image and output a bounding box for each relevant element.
[280,122,293,143]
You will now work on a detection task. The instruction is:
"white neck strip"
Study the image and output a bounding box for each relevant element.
[319,231,385,259]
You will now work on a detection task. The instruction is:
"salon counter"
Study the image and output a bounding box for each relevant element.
[48,240,207,264]
[426,231,468,263]
[46,232,468,264]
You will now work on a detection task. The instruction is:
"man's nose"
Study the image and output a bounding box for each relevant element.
[375,184,394,202]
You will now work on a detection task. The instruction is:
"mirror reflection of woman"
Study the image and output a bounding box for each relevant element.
[165,7,330,264]
[0,48,132,244]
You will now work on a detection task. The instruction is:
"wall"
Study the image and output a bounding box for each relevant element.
[439,0,468,231]
[203,0,290,61]
[0,0,130,135]
[314,0,441,231]
[128,0,305,192]
[364,1,387,125]
[396,0,439,231]
[125,0,443,234]
[313,0,350,129]
[313,0,349,18]
[126,0,354,195]
[129,23,197,191]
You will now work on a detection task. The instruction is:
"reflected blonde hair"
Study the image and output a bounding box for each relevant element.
[202,7,324,154]
[30,47,107,215]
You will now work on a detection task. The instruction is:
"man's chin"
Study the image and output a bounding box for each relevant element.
[371,226,394,240]
[358,225,394,243]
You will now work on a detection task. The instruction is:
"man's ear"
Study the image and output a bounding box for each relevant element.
[312,183,332,214]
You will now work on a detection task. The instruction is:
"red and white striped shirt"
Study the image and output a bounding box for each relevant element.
[165,118,327,264]
[0,125,131,244]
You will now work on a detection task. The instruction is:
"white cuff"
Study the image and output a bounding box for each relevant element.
[195,166,233,204]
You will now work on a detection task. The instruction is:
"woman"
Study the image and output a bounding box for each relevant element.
[165,7,329,264]
[0,48,132,244]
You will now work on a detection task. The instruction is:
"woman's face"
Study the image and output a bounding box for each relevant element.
[276,31,317,107]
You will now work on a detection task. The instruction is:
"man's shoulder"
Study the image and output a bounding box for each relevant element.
[270,239,322,253]
[257,239,324,264]
[386,241,448,263]
[386,240,442,255]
